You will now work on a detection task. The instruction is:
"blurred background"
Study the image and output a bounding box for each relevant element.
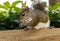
[49,0,60,27]
[1,0,60,30]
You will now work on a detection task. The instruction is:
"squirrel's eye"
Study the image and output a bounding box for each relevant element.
[22,14,25,16]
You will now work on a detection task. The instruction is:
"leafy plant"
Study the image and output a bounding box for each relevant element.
[0,0,28,30]
[0,1,23,21]
[49,3,60,20]
[49,3,60,10]
[0,1,24,30]
[49,3,60,27]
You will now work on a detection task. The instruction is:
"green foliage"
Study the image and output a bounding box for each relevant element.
[11,1,22,8]
[49,3,60,27]
[4,1,10,8]
[0,11,6,20]
[0,5,8,10]
[49,3,60,20]
[0,1,24,30]
[49,3,60,10]
[49,10,60,20]
[0,1,22,21]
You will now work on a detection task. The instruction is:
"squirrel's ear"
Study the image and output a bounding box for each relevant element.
[23,7,29,12]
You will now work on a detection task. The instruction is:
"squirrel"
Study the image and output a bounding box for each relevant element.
[19,0,50,30]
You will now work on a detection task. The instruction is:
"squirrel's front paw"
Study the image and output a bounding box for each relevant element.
[24,28,30,31]
[24,26,32,31]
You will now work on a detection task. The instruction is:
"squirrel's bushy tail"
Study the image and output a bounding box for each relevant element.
[33,2,46,11]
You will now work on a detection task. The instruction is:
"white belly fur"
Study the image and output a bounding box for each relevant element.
[34,20,50,29]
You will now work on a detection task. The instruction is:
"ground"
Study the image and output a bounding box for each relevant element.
[0,28,60,41]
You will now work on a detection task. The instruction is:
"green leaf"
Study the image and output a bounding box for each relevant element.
[4,1,10,8]
[49,3,60,10]
[11,1,22,8]
[53,3,60,10]
[0,12,6,20]
[14,7,22,12]
[0,5,8,10]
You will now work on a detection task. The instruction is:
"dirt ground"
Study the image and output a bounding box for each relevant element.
[0,28,60,41]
